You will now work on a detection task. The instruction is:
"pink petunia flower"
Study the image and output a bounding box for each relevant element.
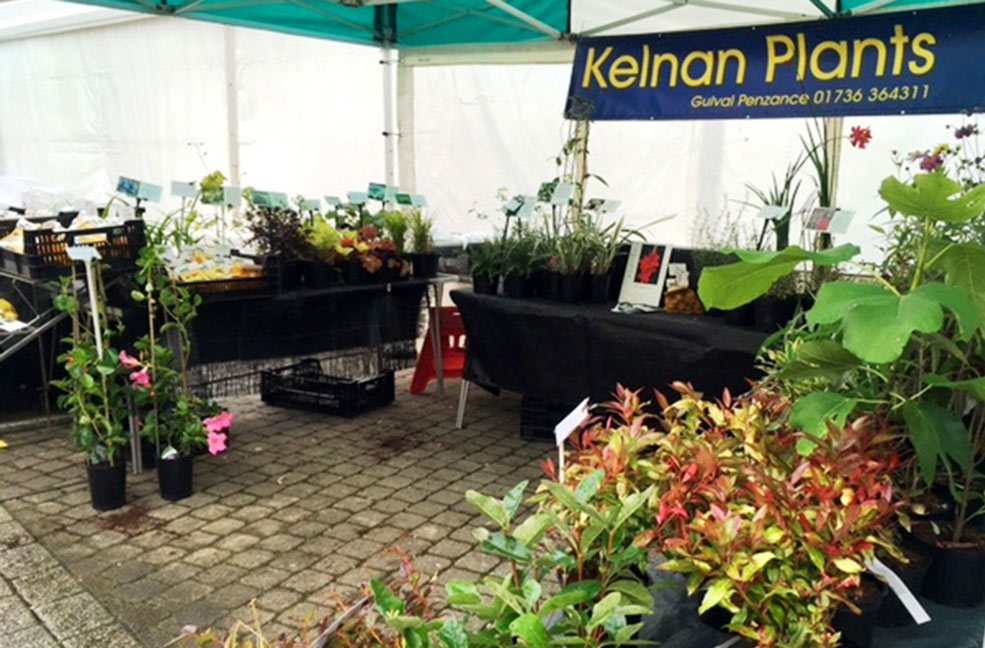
[129,369,151,389]
[204,411,234,434]
[119,350,141,369]
[207,431,227,456]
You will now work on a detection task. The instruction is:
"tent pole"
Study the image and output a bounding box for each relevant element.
[382,46,396,187]
[223,26,241,186]
[824,116,844,209]
[396,56,416,192]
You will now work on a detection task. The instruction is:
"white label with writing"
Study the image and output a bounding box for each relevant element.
[554,397,590,447]
[866,556,930,625]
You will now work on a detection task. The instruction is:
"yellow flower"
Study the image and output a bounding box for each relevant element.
[933,143,951,156]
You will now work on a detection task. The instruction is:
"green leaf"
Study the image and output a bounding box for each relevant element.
[879,174,985,224]
[699,579,733,615]
[614,485,656,533]
[589,592,622,629]
[509,613,549,648]
[697,244,859,310]
[480,530,532,563]
[445,580,482,606]
[608,580,654,607]
[930,242,985,318]
[912,283,980,341]
[438,619,469,648]
[806,546,826,572]
[832,558,863,574]
[789,391,857,455]
[502,481,528,524]
[544,481,605,525]
[807,282,947,363]
[521,579,541,608]
[574,469,605,504]
[542,580,601,613]
[370,579,405,616]
[466,490,508,529]
[925,374,985,402]
[777,340,862,382]
[901,400,971,483]
[513,513,552,547]
[81,373,95,390]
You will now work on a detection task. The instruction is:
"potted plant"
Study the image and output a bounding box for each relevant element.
[244,203,314,291]
[555,232,585,303]
[501,225,539,298]
[700,169,985,608]
[467,240,500,295]
[52,275,131,511]
[304,215,341,288]
[408,209,438,278]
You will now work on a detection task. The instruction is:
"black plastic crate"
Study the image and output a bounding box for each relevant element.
[260,358,395,417]
[520,395,573,442]
[0,219,145,280]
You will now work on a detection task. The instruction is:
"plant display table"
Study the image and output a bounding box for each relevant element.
[451,290,767,425]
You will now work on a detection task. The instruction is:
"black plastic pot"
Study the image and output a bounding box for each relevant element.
[503,272,524,298]
[833,578,886,648]
[723,302,756,327]
[279,261,304,291]
[915,523,985,607]
[345,262,369,286]
[587,273,611,304]
[158,455,194,501]
[538,271,561,301]
[753,296,800,333]
[876,543,931,627]
[411,252,439,278]
[472,273,496,295]
[87,461,126,511]
[302,260,333,288]
[559,273,582,303]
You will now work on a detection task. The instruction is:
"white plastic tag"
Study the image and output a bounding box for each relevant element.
[866,556,931,625]
[554,397,590,447]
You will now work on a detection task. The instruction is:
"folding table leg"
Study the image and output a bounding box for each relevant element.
[455,379,470,429]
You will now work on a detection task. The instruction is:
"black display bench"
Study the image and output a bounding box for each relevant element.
[451,290,767,431]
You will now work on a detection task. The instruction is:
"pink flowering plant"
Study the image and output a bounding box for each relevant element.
[128,240,232,459]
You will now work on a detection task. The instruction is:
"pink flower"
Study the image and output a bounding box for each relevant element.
[119,350,140,369]
[204,411,234,433]
[207,431,227,456]
[920,154,944,171]
[129,369,151,389]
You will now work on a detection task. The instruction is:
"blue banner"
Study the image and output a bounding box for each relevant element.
[565,4,985,121]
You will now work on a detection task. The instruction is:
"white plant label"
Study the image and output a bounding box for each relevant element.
[171,181,197,199]
[410,194,428,208]
[136,181,163,203]
[300,198,321,211]
[223,186,242,208]
[550,182,575,206]
[555,397,590,447]
[866,556,930,625]
[0,320,28,333]
[755,205,789,220]
[324,196,342,207]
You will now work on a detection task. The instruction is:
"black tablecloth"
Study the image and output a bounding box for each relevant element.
[451,290,767,404]
[189,281,427,364]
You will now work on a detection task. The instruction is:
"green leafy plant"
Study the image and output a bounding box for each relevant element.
[307,215,343,263]
[408,210,434,254]
[468,240,503,279]
[746,156,805,252]
[381,210,409,255]
[51,272,130,466]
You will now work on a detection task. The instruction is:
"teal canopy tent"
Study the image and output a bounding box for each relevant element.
[58,0,569,46]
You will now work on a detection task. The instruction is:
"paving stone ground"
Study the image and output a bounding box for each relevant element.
[0,373,544,646]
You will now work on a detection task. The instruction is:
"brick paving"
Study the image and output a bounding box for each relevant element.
[0,374,544,646]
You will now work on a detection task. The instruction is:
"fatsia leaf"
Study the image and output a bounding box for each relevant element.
[901,400,971,483]
[806,282,954,363]
[930,242,985,318]
[697,244,859,310]
[509,613,549,648]
[789,391,858,455]
[879,174,985,224]
[781,340,861,381]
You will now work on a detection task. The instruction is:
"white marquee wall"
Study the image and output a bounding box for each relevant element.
[0,0,963,260]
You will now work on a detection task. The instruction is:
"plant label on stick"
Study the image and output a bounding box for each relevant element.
[324,196,342,207]
[367,183,386,201]
[300,198,321,212]
[67,246,104,358]
[116,176,140,197]
[410,194,428,208]
[384,185,399,203]
[136,181,163,203]
[550,182,575,206]
[504,196,524,216]
[805,207,855,233]
[396,193,413,206]
[554,397,591,483]
[171,181,197,199]
[222,186,242,208]
[828,209,855,235]
[348,191,369,206]
[516,196,538,220]
[866,557,931,625]
[755,205,789,220]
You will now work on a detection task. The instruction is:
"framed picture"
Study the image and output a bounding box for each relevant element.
[617,242,674,309]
